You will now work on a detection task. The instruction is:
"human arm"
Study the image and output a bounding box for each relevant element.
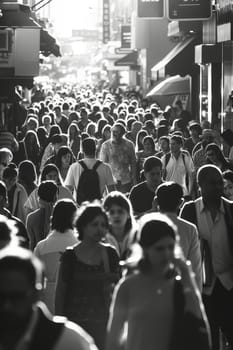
[99,142,109,163]
[187,225,202,292]
[106,279,129,350]
[26,214,36,251]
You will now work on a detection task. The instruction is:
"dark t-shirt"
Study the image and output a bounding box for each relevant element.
[129,181,155,215]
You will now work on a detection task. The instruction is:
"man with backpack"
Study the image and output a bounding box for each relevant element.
[161,134,194,199]
[64,138,116,205]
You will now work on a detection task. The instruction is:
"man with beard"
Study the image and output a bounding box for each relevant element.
[0,246,98,350]
[180,164,233,350]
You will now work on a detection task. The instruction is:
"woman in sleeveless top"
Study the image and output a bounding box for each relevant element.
[55,203,120,350]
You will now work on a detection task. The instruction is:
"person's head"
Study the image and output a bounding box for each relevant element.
[143,156,162,188]
[137,212,178,272]
[189,122,202,138]
[96,118,107,137]
[2,166,18,191]
[38,180,58,203]
[156,182,183,213]
[157,125,169,140]
[136,129,148,152]
[131,120,142,135]
[142,135,155,153]
[51,134,63,154]
[18,160,37,185]
[86,122,96,137]
[158,136,170,154]
[103,191,134,235]
[48,125,61,140]
[26,117,38,131]
[144,120,155,136]
[40,164,62,186]
[0,148,13,180]
[55,146,74,170]
[82,137,96,157]
[74,202,108,242]
[197,164,224,202]
[37,127,48,147]
[201,129,215,149]
[111,123,126,143]
[42,114,51,127]
[51,199,77,233]
[54,105,62,118]
[223,170,233,201]
[0,246,43,330]
[102,124,111,141]
[170,135,183,155]
[205,143,227,166]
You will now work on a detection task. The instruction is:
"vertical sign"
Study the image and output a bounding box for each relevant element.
[103,0,110,44]
[137,0,164,18]
[121,25,131,49]
[168,0,212,20]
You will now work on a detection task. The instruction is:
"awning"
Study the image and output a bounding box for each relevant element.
[114,51,139,69]
[0,4,40,27]
[146,75,190,109]
[151,36,198,77]
[40,29,61,57]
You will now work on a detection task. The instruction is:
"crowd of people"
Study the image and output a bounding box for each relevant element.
[0,83,233,350]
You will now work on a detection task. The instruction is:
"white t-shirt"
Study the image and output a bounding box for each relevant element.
[64,158,116,200]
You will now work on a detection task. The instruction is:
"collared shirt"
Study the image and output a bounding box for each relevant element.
[100,138,136,184]
[195,197,233,294]
[161,152,194,196]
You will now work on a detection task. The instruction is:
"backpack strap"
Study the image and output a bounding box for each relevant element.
[93,160,102,170]
[79,160,88,170]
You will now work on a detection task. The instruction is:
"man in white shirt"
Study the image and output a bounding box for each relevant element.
[161,134,194,199]
[156,181,202,291]
[180,164,233,350]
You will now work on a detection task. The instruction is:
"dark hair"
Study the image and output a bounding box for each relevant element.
[223,169,233,183]
[103,191,134,234]
[75,203,108,240]
[37,127,48,148]
[40,164,62,186]
[18,160,37,185]
[136,130,148,152]
[112,122,126,135]
[96,118,107,138]
[38,180,58,202]
[189,123,202,135]
[221,129,233,147]
[143,156,162,172]
[51,199,77,233]
[0,246,43,289]
[205,143,229,166]
[157,125,169,139]
[197,164,222,186]
[137,213,177,272]
[51,134,63,145]
[102,125,111,141]
[143,136,155,152]
[48,125,61,141]
[55,146,74,170]
[24,130,40,149]
[3,166,18,179]
[156,182,183,212]
[170,134,184,146]
[144,112,153,121]
[82,137,96,156]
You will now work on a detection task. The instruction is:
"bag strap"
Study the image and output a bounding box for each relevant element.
[93,160,102,170]
[79,160,88,170]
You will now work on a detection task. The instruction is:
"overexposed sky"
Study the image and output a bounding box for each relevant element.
[50,0,100,36]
